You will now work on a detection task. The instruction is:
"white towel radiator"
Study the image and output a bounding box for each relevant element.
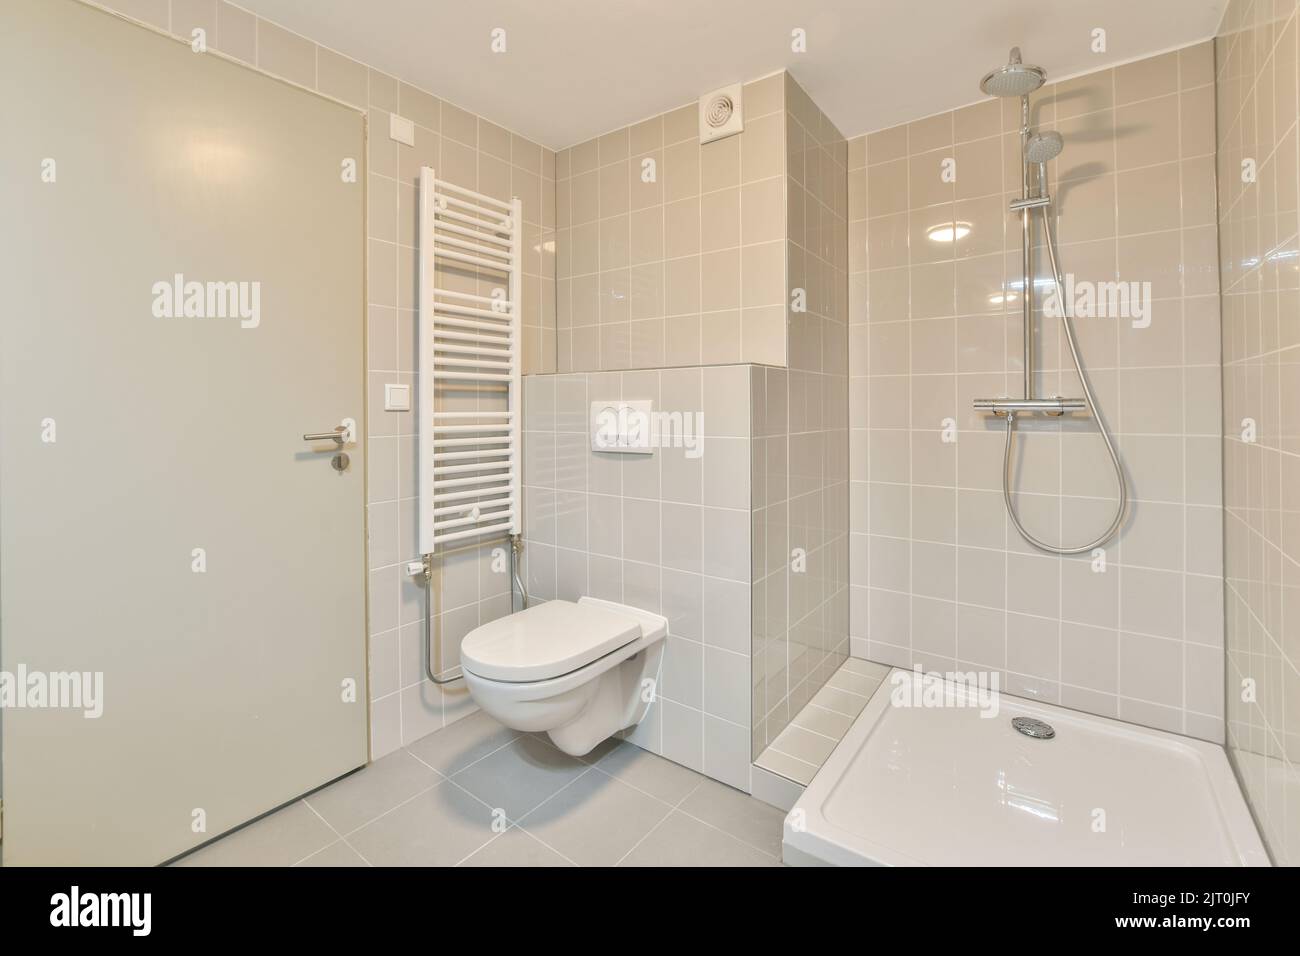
[416,167,522,556]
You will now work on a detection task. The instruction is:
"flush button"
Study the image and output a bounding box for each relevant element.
[590,399,653,454]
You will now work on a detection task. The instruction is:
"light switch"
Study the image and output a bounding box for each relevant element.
[384,383,411,411]
[389,112,415,146]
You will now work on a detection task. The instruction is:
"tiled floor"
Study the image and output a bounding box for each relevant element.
[174,711,785,867]
[755,658,892,785]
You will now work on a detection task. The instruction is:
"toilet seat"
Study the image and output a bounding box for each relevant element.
[460,599,643,683]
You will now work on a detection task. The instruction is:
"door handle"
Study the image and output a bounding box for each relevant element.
[303,418,356,446]
[303,426,347,445]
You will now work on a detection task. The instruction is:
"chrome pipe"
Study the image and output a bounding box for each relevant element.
[421,533,528,686]
[1020,94,1032,402]
[1009,195,1052,211]
[972,57,1129,556]
[973,397,1086,416]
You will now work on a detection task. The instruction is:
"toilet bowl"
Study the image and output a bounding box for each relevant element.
[459,597,668,756]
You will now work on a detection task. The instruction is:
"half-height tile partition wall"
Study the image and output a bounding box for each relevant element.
[751,77,850,757]
[848,43,1225,741]
[554,73,788,372]
[521,368,755,790]
[543,70,851,779]
[1217,0,1300,866]
[92,0,558,758]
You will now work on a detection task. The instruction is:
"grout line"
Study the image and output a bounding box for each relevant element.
[611,779,704,866]
[296,800,376,868]
[755,745,821,776]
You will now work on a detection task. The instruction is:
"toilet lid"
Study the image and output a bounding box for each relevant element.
[460,600,642,682]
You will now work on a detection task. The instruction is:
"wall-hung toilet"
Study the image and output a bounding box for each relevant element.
[459,597,668,756]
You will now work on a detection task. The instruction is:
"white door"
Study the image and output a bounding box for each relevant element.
[0,0,368,865]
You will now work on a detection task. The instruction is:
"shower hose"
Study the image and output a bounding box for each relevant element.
[1003,207,1128,555]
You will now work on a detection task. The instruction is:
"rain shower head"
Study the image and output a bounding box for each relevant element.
[980,46,1046,97]
[1026,130,1064,163]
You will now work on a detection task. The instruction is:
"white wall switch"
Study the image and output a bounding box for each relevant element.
[590,399,654,454]
[384,383,411,411]
[389,112,415,146]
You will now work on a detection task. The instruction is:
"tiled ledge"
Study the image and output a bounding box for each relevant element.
[755,658,891,786]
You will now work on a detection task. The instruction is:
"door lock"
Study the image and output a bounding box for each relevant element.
[305,418,356,474]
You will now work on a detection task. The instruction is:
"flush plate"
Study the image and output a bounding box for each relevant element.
[590,399,653,454]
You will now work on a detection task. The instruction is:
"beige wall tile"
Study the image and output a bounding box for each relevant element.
[741,241,785,307]
[440,101,477,147]
[599,160,630,215]
[630,150,663,209]
[1115,51,1179,104]
[701,136,740,191]
[598,126,629,165]
[256,20,315,88]
[908,112,953,154]
[867,124,908,165]
[106,0,169,29]
[213,1,255,62]
[171,0,215,44]
[664,140,701,201]
[742,112,785,182]
[742,178,785,244]
[399,83,439,131]
[1179,41,1215,90]
[954,136,1002,200]
[908,148,955,208]
[315,48,366,106]
[1116,93,1181,169]
[367,68,398,111]
[701,187,740,251]
[701,249,740,311]
[744,72,784,117]
[1053,70,1113,119]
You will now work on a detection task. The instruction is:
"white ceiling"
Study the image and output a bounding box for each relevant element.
[237,0,1228,149]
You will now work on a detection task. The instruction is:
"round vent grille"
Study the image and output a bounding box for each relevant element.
[704,94,735,129]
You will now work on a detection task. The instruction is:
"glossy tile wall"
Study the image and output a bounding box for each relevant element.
[520,368,755,791]
[553,73,788,372]
[751,76,851,757]
[1217,0,1300,866]
[847,43,1226,741]
[91,0,557,758]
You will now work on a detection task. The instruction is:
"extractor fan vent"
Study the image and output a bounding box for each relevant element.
[699,83,744,143]
[705,94,734,128]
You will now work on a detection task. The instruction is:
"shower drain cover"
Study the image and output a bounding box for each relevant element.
[1012,716,1055,739]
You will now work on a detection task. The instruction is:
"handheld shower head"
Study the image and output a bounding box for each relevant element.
[1026,130,1064,164]
[980,46,1046,97]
